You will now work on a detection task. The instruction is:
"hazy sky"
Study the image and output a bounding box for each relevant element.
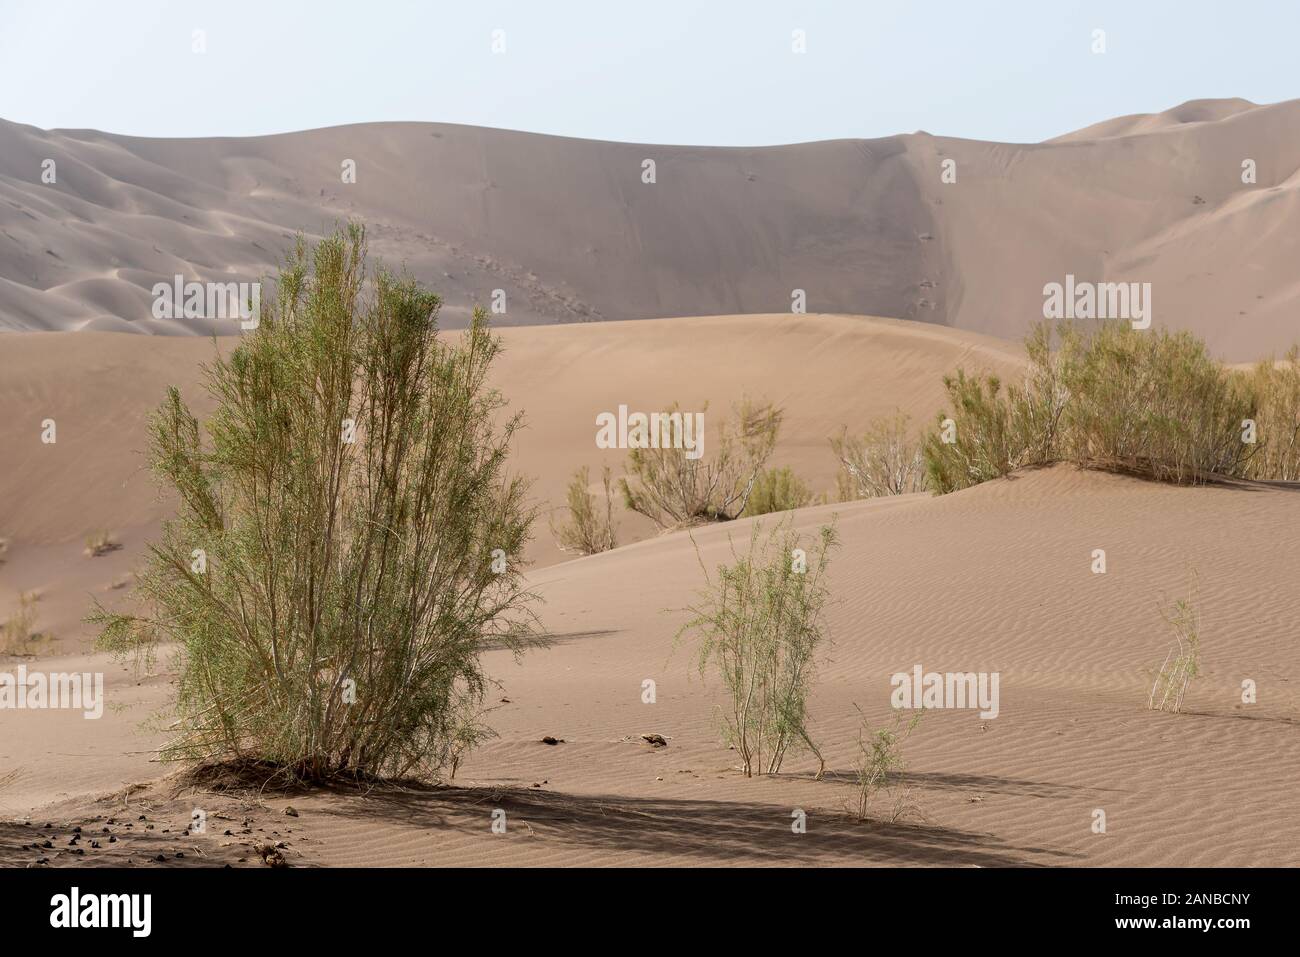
[1,0,1294,145]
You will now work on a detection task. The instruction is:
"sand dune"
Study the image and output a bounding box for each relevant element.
[0,313,1023,658]
[5,467,1297,866]
[3,98,1298,357]
[2,314,1296,867]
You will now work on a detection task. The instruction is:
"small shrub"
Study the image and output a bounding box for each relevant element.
[84,531,121,557]
[742,466,813,516]
[832,412,929,499]
[1148,574,1202,714]
[1,592,43,655]
[678,517,837,777]
[852,709,921,823]
[550,465,618,555]
[0,537,8,566]
[621,397,782,528]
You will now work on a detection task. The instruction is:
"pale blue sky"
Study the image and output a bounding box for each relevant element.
[1,0,1293,145]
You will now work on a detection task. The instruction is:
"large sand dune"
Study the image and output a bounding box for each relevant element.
[0,312,1023,657]
[2,98,1298,357]
[2,314,1296,867]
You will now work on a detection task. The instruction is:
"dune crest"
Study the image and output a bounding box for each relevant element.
[2,98,1298,358]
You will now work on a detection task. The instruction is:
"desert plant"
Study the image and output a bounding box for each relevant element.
[1057,322,1253,483]
[90,225,538,781]
[1,592,42,655]
[1148,574,1202,714]
[0,537,8,566]
[742,465,813,516]
[621,397,782,528]
[678,516,837,777]
[550,465,618,555]
[1240,346,1300,481]
[852,708,921,823]
[926,320,1257,492]
[922,370,1024,492]
[832,412,929,499]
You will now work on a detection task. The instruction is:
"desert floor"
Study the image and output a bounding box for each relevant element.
[2,314,1297,867]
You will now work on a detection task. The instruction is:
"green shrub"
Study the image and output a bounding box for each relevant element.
[852,709,921,823]
[90,226,538,781]
[678,517,837,777]
[1240,347,1300,481]
[1057,322,1252,483]
[925,320,1259,491]
[923,371,1029,492]
[621,397,782,527]
[550,465,618,555]
[742,466,813,516]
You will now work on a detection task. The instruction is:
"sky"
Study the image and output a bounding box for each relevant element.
[1,0,1294,145]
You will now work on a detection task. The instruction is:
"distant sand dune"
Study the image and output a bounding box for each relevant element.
[3,98,1299,357]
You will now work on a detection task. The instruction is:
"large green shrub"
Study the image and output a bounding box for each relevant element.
[92,226,537,781]
[1056,321,1253,482]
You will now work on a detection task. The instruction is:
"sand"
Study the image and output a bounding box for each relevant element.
[2,97,1298,358]
[2,314,1296,867]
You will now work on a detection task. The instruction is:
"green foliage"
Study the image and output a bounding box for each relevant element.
[678,517,837,777]
[1239,347,1300,481]
[742,466,813,517]
[1,592,42,655]
[621,397,782,527]
[550,465,618,555]
[1148,574,1202,714]
[925,320,1260,492]
[90,225,538,781]
[1056,322,1252,482]
[852,709,921,823]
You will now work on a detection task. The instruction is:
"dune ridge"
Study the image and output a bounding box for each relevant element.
[2,98,1299,357]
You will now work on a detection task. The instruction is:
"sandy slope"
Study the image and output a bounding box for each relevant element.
[0,313,1022,655]
[2,315,1296,867]
[2,98,1299,357]
[5,467,1297,867]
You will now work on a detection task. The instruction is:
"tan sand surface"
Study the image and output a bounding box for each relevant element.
[3,98,1298,357]
[2,315,1294,867]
